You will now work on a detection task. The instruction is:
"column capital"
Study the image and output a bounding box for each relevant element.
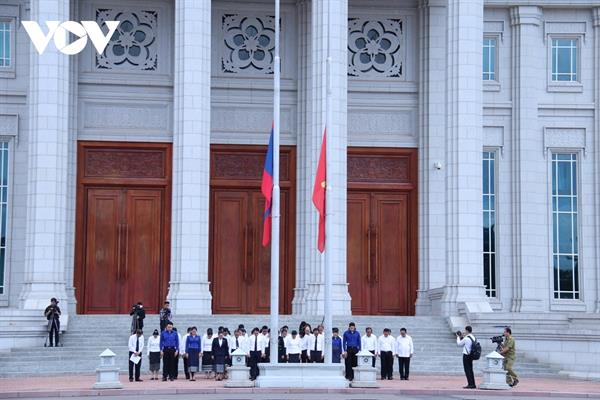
[593,8,600,27]
[510,6,543,27]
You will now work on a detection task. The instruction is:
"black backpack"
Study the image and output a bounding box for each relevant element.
[468,336,482,360]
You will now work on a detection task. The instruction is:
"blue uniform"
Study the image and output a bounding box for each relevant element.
[343,330,361,351]
[332,336,342,363]
[160,330,179,350]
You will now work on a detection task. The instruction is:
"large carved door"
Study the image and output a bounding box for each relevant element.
[75,142,171,314]
[347,148,418,315]
[209,145,296,314]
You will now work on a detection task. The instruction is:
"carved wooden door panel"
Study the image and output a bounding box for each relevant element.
[347,148,418,315]
[209,145,296,314]
[75,142,171,314]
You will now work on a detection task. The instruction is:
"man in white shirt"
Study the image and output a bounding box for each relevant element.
[128,329,144,382]
[396,327,414,380]
[308,327,325,363]
[378,328,395,380]
[248,327,266,380]
[286,330,302,363]
[230,328,247,355]
[361,327,378,368]
[456,325,477,389]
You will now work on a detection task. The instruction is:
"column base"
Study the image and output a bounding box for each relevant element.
[167,281,212,314]
[440,284,492,316]
[19,282,68,311]
[302,283,351,315]
[291,287,307,315]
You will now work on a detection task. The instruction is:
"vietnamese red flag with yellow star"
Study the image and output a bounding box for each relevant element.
[312,130,326,253]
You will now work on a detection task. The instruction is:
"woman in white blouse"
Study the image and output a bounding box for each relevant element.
[286,330,302,363]
[146,329,161,380]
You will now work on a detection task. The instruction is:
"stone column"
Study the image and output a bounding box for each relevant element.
[167,0,212,314]
[509,6,545,312]
[292,0,310,314]
[440,0,491,315]
[593,8,600,313]
[300,0,351,315]
[415,0,448,315]
[19,0,70,311]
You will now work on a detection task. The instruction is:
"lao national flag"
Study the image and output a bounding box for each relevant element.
[312,129,326,253]
[261,127,274,246]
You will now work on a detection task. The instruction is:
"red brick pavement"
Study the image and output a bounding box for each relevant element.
[0,374,599,398]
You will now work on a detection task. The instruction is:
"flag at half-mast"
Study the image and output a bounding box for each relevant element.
[312,129,326,252]
[261,126,275,246]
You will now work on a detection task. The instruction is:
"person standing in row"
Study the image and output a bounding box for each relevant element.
[378,328,395,380]
[343,322,361,381]
[362,327,378,368]
[396,327,414,380]
[159,301,172,332]
[202,328,215,378]
[182,327,192,379]
[212,329,229,381]
[128,329,144,382]
[286,330,301,363]
[308,327,324,363]
[332,328,342,363]
[278,327,288,363]
[248,327,265,380]
[300,324,312,363]
[260,326,270,363]
[160,322,179,382]
[147,329,161,380]
[230,328,246,355]
[185,327,201,381]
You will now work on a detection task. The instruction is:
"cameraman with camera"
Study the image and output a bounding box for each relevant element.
[43,298,61,347]
[499,327,519,387]
[130,302,146,334]
[456,325,477,389]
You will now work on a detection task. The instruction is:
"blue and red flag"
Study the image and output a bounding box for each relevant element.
[261,126,275,246]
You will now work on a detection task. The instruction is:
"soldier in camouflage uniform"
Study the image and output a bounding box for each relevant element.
[500,327,519,387]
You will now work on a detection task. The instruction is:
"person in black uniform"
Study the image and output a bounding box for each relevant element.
[278,326,289,363]
[44,298,61,347]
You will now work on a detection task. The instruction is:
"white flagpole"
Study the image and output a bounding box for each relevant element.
[323,0,333,364]
[270,0,281,365]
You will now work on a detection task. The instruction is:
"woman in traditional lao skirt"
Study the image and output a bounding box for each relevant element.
[212,329,230,381]
[185,327,201,381]
[201,328,214,378]
[146,329,161,380]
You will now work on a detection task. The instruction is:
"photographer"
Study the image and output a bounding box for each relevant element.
[44,298,61,347]
[159,301,172,332]
[456,325,477,389]
[499,327,519,387]
[130,302,146,334]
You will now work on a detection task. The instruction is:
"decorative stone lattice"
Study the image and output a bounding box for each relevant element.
[96,9,158,71]
[348,18,404,78]
[222,14,275,74]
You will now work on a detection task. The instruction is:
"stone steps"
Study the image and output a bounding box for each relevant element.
[0,315,562,378]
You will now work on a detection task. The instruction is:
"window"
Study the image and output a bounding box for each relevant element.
[482,37,497,81]
[0,142,8,295]
[551,38,578,82]
[483,151,496,297]
[551,153,579,300]
[0,20,11,68]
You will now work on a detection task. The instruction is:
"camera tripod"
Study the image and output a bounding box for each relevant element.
[44,316,62,347]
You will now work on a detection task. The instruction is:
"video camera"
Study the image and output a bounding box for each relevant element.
[490,335,504,352]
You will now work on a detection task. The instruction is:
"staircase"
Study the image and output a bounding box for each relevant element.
[0,315,561,378]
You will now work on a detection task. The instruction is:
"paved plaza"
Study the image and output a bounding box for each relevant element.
[1,375,600,399]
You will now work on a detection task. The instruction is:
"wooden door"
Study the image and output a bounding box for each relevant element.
[83,188,123,314]
[209,145,296,314]
[75,142,172,314]
[347,148,418,315]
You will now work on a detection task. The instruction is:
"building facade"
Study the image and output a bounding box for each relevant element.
[0,0,599,339]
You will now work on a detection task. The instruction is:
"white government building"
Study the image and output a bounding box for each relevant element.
[0,0,599,377]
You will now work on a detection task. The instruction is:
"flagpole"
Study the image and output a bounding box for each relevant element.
[270,0,281,365]
[323,0,333,364]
